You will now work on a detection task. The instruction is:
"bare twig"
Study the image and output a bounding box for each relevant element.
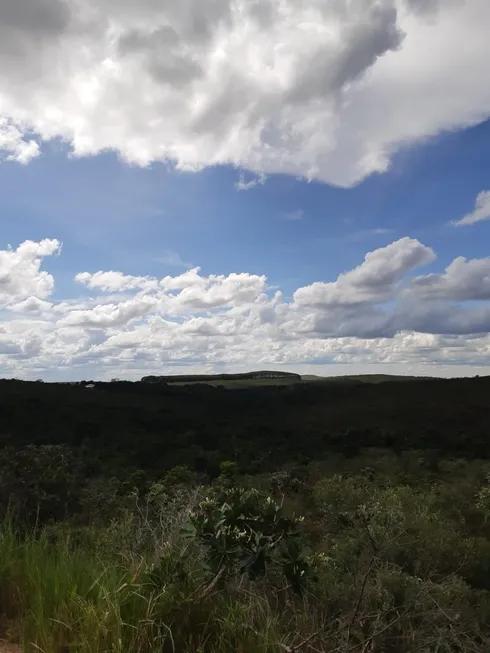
[197,565,227,600]
[162,623,175,653]
[345,553,377,647]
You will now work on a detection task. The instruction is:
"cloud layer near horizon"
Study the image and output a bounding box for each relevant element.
[2,237,490,379]
[1,0,490,185]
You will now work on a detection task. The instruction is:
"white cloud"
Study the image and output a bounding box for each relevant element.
[454,190,490,227]
[294,237,435,308]
[75,270,158,292]
[58,296,158,328]
[4,237,490,380]
[156,268,267,312]
[0,118,40,164]
[235,173,267,191]
[159,268,206,292]
[169,272,267,310]
[406,255,490,301]
[0,239,61,306]
[8,297,53,313]
[0,0,489,185]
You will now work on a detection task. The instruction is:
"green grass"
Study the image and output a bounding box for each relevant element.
[0,522,133,652]
[0,518,286,653]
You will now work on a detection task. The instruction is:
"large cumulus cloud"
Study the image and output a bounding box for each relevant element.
[294,238,435,308]
[0,0,489,185]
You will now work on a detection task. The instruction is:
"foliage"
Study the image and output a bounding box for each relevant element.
[0,444,85,525]
[217,461,238,487]
[269,470,309,496]
[183,487,310,594]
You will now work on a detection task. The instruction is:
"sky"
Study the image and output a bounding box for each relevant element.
[1,0,490,381]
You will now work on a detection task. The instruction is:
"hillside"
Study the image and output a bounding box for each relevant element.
[302,373,436,383]
[141,370,301,385]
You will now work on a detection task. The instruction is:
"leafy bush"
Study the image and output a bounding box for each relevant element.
[182,487,310,594]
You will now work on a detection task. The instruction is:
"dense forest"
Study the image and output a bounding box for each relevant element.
[1,375,488,485]
[1,375,490,652]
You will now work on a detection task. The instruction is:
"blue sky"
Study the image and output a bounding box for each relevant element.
[1,0,490,380]
[4,120,490,295]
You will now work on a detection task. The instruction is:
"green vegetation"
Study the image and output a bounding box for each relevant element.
[1,376,490,651]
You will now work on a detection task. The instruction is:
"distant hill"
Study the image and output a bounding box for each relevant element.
[140,371,437,386]
[141,370,301,384]
[302,374,436,384]
[140,371,436,388]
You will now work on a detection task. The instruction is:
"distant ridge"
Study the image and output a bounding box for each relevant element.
[301,373,436,383]
[141,370,301,383]
[140,371,436,385]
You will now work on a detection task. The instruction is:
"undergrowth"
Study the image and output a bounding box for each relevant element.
[1,452,490,652]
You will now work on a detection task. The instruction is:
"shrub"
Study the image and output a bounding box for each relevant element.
[182,487,310,594]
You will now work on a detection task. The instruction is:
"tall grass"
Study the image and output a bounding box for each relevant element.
[0,517,284,653]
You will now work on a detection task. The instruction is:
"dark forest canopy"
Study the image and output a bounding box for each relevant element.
[1,374,489,483]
